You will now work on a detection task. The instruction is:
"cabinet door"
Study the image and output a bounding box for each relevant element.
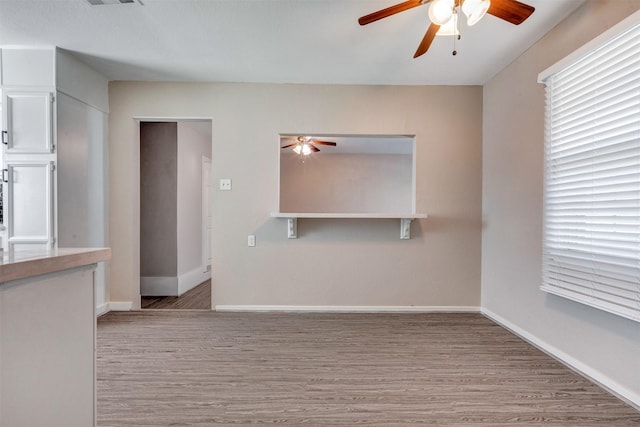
[2,91,54,154]
[4,160,55,250]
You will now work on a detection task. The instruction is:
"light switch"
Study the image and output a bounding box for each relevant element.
[248,235,256,247]
[219,178,232,191]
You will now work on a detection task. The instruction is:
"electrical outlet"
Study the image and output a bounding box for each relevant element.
[219,178,232,191]
[248,235,256,247]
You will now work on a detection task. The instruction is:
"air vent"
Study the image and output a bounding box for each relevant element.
[87,0,143,5]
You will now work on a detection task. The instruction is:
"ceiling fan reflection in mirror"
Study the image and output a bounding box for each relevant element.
[281,136,337,156]
[358,0,535,58]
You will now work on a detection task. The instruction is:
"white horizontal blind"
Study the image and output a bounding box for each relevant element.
[541,22,640,322]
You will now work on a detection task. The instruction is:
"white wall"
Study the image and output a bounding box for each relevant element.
[280,153,413,213]
[56,48,109,113]
[109,83,483,310]
[55,49,110,314]
[57,93,109,310]
[177,120,212,293]
[482,0,640,408]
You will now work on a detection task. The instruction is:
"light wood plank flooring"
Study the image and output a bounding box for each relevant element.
[97,312,639,426]
[141,280,211,310]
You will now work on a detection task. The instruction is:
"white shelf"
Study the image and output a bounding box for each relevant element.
[271,213,427,219]
[270,212,428,239]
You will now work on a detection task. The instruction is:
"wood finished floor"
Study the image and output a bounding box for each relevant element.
[141,279,211,310]
[96,312,639,426]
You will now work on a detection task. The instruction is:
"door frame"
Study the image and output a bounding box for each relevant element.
[201,155,212,273]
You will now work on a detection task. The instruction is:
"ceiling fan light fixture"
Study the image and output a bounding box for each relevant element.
[428,0,454,26]
[293,142,312,156]
[436,14,459,36]
[462,0,491,26]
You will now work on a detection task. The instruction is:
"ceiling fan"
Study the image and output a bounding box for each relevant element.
[358,0,535,58]
[281,136,337,156]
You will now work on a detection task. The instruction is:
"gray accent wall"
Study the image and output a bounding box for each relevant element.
[140,122,178,278]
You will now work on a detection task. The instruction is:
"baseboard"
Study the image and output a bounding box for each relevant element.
[96,302,110,317]
[96,301,133,316]
[481,308,640,411]
[215,305,481,313]
[140,276,178,296]
[178,267,211,296]
[109,301,133,311]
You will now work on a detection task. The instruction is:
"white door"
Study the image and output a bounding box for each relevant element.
[4,160,55,250]
[2,91,54,154]
[202,156,212,271]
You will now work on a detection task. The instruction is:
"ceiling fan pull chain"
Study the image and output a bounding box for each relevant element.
[452,37,457,56]
[452,13,458,56]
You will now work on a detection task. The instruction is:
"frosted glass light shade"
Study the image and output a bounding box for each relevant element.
[462,0,490,26]
[436,15,459,36]
[428,0,454,25]
[293,145,302,154]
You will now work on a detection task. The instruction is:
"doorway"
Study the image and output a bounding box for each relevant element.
[138,119,212,310]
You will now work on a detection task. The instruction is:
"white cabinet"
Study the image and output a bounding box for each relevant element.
[0,47,109,310]
[3,160,55,250]
[1,90,56,250]
[2,91,54,154]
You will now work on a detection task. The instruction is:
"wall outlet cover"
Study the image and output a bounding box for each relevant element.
[219,178,232,190]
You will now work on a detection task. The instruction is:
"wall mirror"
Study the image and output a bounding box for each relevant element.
[278,134,416,214]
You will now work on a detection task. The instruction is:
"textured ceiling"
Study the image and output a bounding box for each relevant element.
[0,0,584,85]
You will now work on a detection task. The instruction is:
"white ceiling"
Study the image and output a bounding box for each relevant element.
[0,0,584,85]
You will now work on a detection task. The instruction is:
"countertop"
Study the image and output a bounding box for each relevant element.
[0,247,111,283]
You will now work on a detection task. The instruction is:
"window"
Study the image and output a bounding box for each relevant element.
[538,15,640,322]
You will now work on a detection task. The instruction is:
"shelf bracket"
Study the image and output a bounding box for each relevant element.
[400,218,413,240]
[287,218,297,239]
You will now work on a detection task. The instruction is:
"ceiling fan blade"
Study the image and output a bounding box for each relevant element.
[358,0,422,26]
[487,0,535,25]
[313,140,337,146]
[309,144,321,152]
[281,135,300,141]
[413,23,440,58]
[281,143,298,149]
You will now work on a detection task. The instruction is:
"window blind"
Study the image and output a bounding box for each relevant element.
[541,22,640,323]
